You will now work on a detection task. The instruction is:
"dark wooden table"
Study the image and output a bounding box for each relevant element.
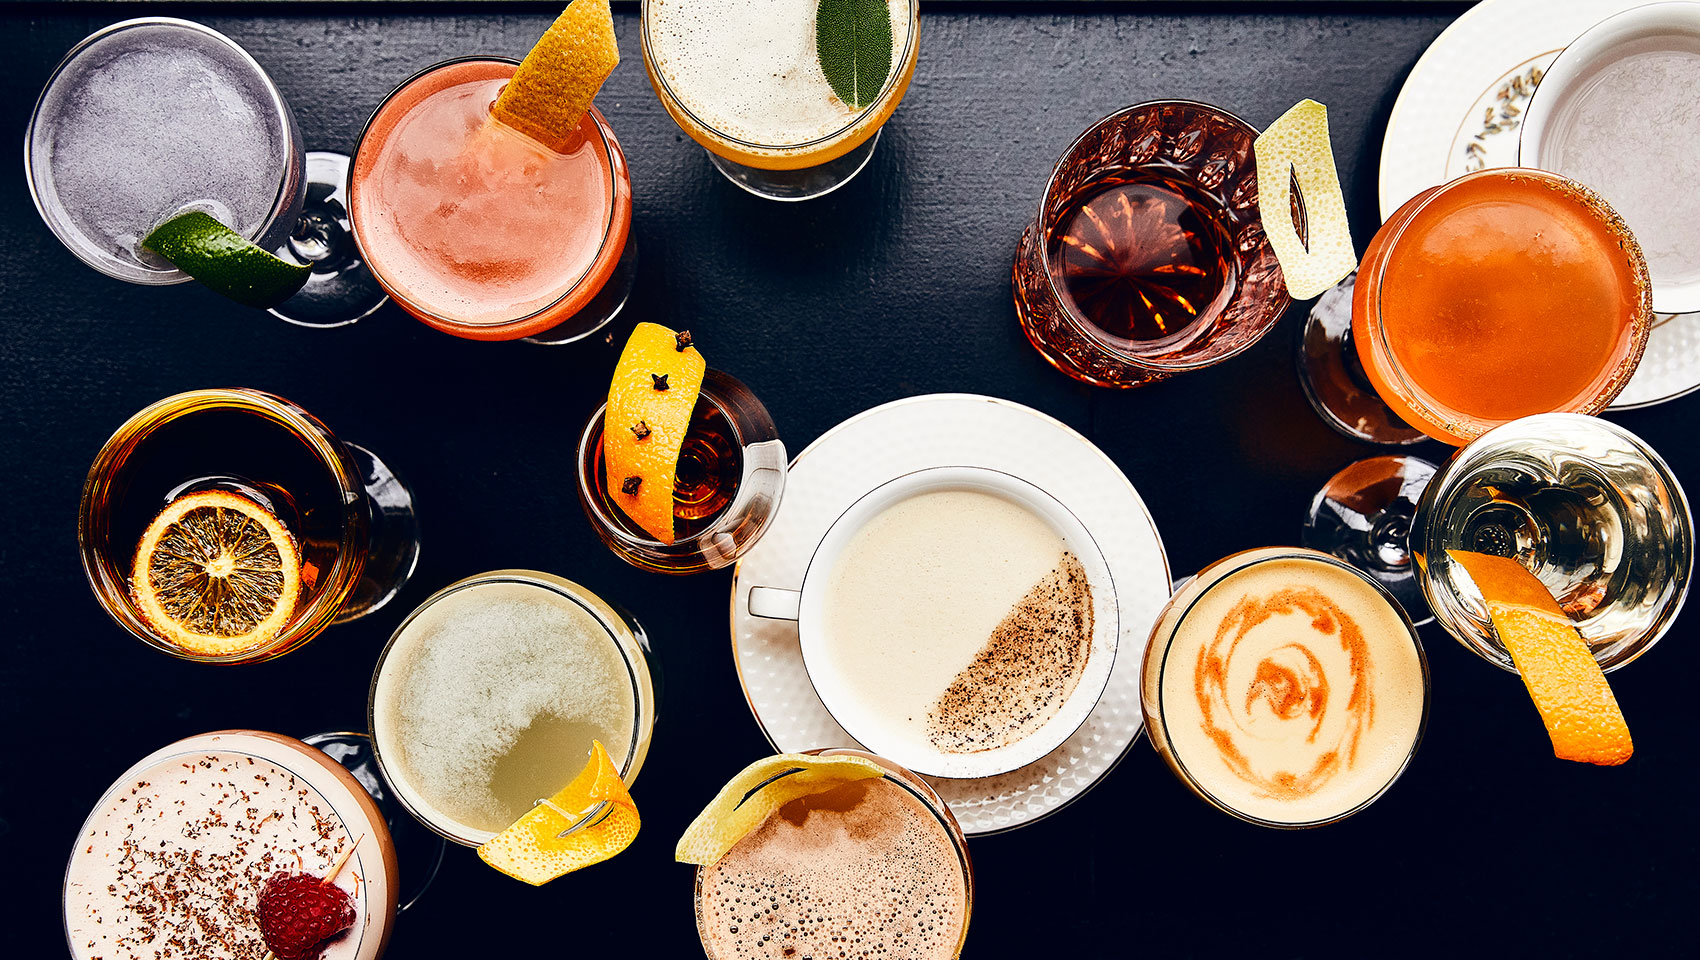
[4,2,1692,956]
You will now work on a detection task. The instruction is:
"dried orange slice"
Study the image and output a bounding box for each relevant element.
[477,740,639,885]
[604,322,706,543]
[1448,550,1632,766]
[676,753,885,866]
[490,0,620,151]
[130,490,302,657]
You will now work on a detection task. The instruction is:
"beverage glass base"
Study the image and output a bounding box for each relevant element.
[331,442,421,624]
[1302,455,1438,626]
[521,238,639,346]
[302,732,444,913]
[1296,273,1429,446]
[1013,223,1165,389]
[704,131,881,202]
[269,152,390,328]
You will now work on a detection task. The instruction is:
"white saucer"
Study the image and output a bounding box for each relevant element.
[729,394,1171,836]
[1378,0,1700,410]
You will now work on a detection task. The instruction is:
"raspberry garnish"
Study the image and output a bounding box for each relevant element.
[257,871,356,960]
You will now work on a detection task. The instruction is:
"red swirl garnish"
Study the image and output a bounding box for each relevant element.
[1193,586,1373,800]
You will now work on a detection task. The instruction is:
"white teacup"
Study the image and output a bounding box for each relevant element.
[1520,1,1700,314]
[749,465,1118,779]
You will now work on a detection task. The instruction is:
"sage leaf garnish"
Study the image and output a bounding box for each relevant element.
[815,0,894,111]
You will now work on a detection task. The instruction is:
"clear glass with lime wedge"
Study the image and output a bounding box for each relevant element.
[25,17,387,325]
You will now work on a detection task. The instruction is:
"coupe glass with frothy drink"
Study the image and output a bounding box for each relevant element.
[694,750,973,959]
[1411,414,1693,673]
[641,0,920,200]
[1142,548,1430,828]
[26,18,387,326]
[369,571,656,846]
[64,731,400,960]
[348,58,635,344]
[1013,100,1291,388]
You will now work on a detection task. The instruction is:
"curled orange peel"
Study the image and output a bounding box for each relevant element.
[1449,550,1632,766]
[477,740,639,884]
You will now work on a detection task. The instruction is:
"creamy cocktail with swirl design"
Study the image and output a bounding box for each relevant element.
[1141,548,1429,826]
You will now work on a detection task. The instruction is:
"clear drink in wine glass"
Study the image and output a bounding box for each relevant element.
[1411,413,1692,672]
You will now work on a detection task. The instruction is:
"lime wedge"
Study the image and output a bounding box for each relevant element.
[142,211,310,309]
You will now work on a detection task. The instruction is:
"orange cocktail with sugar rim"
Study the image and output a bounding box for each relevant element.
[641,0,919,198]
[1353,168,1652,445]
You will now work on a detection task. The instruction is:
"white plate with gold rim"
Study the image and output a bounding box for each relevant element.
[728,394,1171,836]
[1378,0,1700,410]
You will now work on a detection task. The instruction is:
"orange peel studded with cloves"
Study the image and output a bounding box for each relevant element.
[477,740,639,885]
[676,753,886,866]
[489,0,620,152]
[604,322,706,542]
[1448,550,1632,766]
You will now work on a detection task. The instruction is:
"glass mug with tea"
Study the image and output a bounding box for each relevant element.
[748,465,1118,778]
[1013,99,1291,388]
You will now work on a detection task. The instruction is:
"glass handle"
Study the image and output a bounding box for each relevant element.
[748,585,802,621]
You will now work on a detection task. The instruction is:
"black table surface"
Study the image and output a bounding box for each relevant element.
[5,2,1695,957]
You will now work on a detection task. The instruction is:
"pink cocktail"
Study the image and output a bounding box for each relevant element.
[349,58,633,343]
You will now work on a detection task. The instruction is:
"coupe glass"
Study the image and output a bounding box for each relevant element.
[1411,413,1692,673]
[26,18,387,327]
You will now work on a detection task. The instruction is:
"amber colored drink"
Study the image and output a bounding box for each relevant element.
[1354,168,1651,445]
[1048,175,1235,344]
[349,59,632,340]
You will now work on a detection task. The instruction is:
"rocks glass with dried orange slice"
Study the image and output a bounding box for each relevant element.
[576,322,786,573]
[79,388,420,663]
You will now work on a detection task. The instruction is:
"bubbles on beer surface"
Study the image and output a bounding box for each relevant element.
[698,778,967,960]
